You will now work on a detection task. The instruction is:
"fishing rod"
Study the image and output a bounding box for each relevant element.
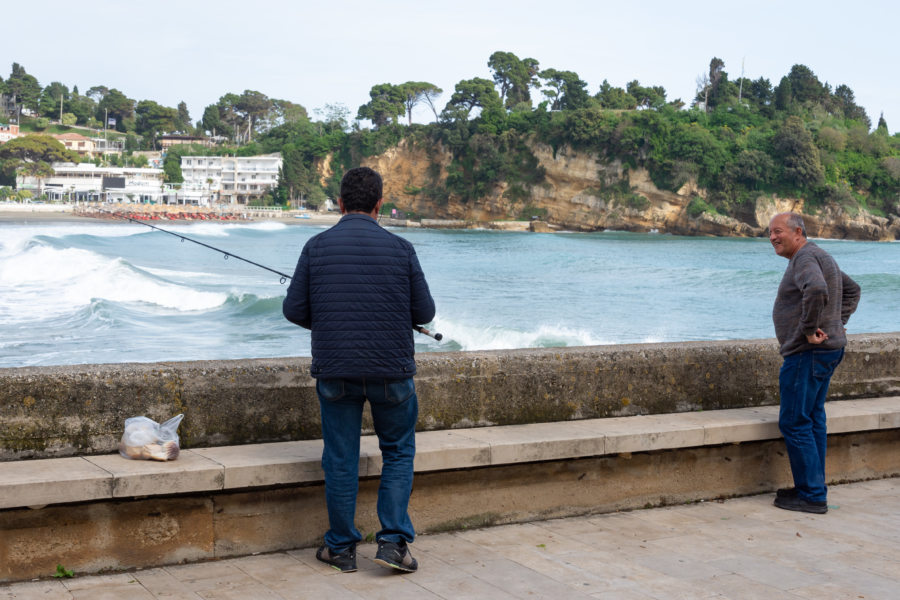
[91,206,443,341]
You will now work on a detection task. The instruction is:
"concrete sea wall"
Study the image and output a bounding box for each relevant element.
[2,334,899,460]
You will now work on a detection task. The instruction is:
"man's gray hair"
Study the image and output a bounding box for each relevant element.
[783,212,807,237]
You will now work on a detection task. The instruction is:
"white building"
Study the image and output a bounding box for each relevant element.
[180,153,281,205]
[17,162,167,203]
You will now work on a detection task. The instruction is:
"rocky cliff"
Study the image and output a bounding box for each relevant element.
[360,139,900,241]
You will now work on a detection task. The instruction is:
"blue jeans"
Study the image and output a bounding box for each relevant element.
[778,347,844,503]
[316,377,417,553]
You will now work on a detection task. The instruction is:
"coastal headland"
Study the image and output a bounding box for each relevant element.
[361,140,900,241]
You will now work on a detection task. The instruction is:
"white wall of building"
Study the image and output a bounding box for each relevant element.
[17,163,166,203]
[180,153,281,205]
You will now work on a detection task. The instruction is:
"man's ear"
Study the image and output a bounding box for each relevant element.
[338,197,346,214]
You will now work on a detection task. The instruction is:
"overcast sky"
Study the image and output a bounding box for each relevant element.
[3,0,898,133]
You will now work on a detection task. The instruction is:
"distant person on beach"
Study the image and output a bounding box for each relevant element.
[768,212,860,514]
[283,167,435,573]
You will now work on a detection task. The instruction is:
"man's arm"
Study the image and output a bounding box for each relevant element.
[793,253,829,338]
[282,246,311,329]
[841,271,861,324]
[408,251,436,326]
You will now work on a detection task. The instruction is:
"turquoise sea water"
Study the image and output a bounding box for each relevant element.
[0,220,897,367]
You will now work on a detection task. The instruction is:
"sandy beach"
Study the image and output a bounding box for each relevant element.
[0,203,342,226]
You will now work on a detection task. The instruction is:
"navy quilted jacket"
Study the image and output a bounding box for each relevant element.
[283,214,436,379]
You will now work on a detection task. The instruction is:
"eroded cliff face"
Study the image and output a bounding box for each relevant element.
[358,139,900,240]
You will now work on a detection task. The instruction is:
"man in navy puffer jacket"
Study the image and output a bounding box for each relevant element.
[283,167,435,574]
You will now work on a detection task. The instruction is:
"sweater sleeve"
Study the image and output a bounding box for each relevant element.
[840,271,861,325]
[282,245,311,329]
[408,250,436,326]
[793,252,828,336]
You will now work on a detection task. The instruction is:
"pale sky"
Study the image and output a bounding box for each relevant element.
[3,0,898,133]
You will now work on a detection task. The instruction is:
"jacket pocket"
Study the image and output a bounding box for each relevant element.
[316,378,346,402]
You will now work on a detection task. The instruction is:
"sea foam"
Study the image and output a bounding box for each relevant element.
[0,243,226,323]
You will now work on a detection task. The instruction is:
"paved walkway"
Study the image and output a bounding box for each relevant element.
[2,478,898,600]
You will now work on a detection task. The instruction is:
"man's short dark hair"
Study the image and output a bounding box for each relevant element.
[340,167,383,213]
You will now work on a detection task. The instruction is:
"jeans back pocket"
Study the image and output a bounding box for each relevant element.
[385,378,415,405]
[317,378,346,402]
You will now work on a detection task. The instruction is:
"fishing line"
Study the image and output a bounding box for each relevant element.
[92,206,443,340]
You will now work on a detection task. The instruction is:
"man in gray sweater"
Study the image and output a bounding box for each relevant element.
[769,212,861,514]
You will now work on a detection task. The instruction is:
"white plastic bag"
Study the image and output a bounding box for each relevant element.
[118,414,184,461]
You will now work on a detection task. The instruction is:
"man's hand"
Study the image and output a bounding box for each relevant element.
[807,328,829,344]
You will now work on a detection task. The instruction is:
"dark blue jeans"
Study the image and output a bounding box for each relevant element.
[316,377,417,553]
[778,347,844,503]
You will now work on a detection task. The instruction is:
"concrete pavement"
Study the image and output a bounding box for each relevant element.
[2,477,898,599]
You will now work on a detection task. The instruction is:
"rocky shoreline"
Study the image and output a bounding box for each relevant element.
[3,198,898,240]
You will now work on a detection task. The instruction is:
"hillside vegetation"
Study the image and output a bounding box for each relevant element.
[3,56,899,235]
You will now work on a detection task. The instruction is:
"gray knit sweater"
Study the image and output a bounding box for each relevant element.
[772,241,861,356]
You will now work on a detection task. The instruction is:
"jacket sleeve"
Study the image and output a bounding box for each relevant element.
[282,245,311,329]
[793,252,828,336]
[408,250,436,326]
[841,271,861,325]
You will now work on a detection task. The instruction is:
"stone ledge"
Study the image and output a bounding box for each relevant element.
[2,397,898,511]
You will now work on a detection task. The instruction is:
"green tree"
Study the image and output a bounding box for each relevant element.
[234,90,273,141]
[215,93,244,139]
[86,85,109,102]
[67,92,97,125]
[595,80,637,109]
[135,100,178,146]
[202,104,224,136]
[6,63,42,113]
[747,77,774,114]
[129,154,149,167]
[357,83,406,128]
[175,101,192,132]
[774,76,793,111]
[540,69,590,110]
[442,78,502,122]
[39,81,69,119]
[773,116,825,188]
[399,82,442,125]
[60,112,77,126]
[832,84,870,127]
[488,51,540,109]
[16,160,54,196]
[162,146,185,183]
[97,88,135,132]
[786,64,827,106]
[0,135,77,192]
[626,80,667,110]
[0,134,79,163]
[268,99,308,128]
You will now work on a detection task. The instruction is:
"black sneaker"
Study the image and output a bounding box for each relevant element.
[316,544,357,572]
[773,495,827,514]
[776,487,799,498]
[373,540,418,573]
